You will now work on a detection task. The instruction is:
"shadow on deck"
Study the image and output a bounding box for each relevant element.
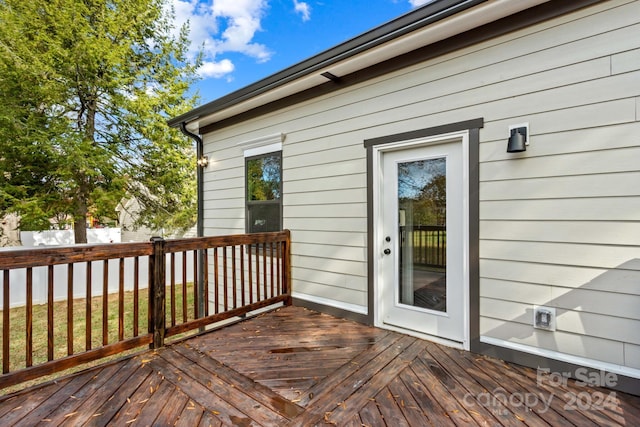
[1,306,639,426]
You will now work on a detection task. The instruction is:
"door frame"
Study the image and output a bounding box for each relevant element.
[364,118,483,352]
[379,138,465,345]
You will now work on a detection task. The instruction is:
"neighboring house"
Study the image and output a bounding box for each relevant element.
[169,0,640,395]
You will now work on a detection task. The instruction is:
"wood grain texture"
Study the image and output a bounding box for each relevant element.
[0,306,638,426]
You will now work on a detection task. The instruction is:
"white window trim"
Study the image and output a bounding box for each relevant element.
[239,133,284,157]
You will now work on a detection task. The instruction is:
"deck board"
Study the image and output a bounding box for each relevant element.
[1,305,639,426]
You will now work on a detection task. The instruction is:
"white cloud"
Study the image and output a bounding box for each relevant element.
[167,0,272,79]
[210,0,272,62]
[198,59,235,78]
[293,0,311,21]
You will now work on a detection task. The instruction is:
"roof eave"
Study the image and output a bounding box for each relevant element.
[167,0,485,129]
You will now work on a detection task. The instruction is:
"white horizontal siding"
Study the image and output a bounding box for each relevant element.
[612,47,640,74]
[286,219,367,233]
[480,221,640,246]
[481,146,640,181]
[481,197,640,221]
[284,174,366,193]
[481,240,640,271]
[481,259,640,295]
[291,266,366,292]
[199,0,640,369]
[284,188,366,206]
[480,172,640,201]
[480,279,553,305]
[293,279,366,307]
[290,231,367,247]
[480,296,640,343]
[480,122,640,162]
[625,344,640,369]
[293,242,366,262]
[480,315,624,366]
[474,1,640,370]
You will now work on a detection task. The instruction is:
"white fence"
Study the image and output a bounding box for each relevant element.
[20,228,122,247]
[0,250,195,309]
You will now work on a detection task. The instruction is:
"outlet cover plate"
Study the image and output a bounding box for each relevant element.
[533,305,556,331]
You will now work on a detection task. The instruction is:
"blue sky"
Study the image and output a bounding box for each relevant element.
[170,0,434,104]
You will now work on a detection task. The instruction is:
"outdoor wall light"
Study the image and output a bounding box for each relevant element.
[507,123,529,153]
[197,156,209,168]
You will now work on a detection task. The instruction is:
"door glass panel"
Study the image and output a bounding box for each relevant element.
[397,157,447,312]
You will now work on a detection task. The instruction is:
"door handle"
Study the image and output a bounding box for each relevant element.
[384,248,391,255]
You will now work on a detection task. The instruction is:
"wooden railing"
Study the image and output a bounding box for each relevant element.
[0,230,291,389]
[400,225,446,269]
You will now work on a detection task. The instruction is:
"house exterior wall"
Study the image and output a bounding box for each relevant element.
[201,0,640,373]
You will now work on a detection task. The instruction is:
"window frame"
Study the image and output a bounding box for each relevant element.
[245,150,283,234]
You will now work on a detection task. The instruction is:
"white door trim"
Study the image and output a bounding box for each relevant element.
[372,130,470,350]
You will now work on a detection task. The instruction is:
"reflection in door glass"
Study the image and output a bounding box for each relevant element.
[397,157,447,312]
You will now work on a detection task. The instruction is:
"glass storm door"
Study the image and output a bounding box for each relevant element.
[380,139,465,344]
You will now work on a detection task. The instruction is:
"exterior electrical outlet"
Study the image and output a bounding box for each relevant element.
[533,306,556,331]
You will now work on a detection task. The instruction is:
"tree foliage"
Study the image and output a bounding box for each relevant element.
[0,0,200,242]
[398,158,446,227]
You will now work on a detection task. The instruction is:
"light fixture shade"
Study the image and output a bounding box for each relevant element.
[507,127,527,152]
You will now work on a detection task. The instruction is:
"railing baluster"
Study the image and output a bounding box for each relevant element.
[67,264,74,356]
[86,262,92,350]
[102,260,108,346]
[26,267,32,368]
[170,253,176,327]
[222,247,228,311]
[438,229,443,266]
[262,243,267,300]
[203,249,209,317]
[240,245,245,306]
[255,244,260,301]
[276,242,281,296]
[193,250,199,319]
[3,270,10,373]
[213,247,220,314]
[270,242,275,299]
[214,248,219,314]
[231,246,237,309]
[118,258,124,342]
[47,265,54,361]
[181,252,187,322]
[248,245,253,304]
[134,257,139,337]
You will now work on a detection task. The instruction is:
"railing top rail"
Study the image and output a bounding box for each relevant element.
[400,225,446,231]
[163,230,290,253]
[0,242,154,270]
[0,231,292,270]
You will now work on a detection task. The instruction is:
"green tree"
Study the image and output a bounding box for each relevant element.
[0,0,200,242]
[419,174,446,226]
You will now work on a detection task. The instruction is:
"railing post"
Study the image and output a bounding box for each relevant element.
[149,237,166,349]
[284,230,292,306]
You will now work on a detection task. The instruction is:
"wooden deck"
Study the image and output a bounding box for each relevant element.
[0,306,639,426]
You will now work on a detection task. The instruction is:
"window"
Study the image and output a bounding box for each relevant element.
[246,151,282,233]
